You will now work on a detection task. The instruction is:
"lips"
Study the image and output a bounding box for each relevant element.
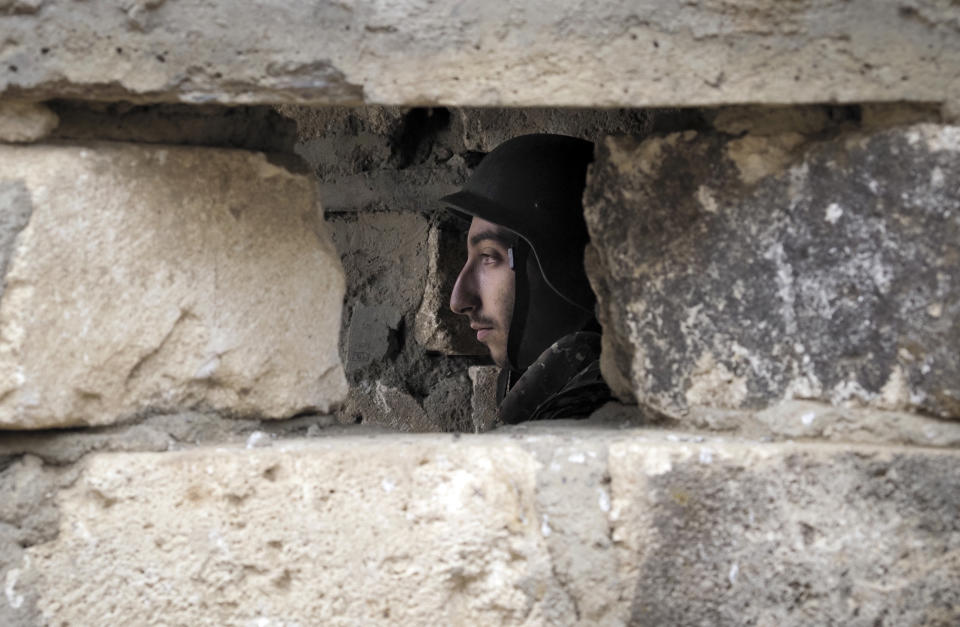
[471,323,494,342]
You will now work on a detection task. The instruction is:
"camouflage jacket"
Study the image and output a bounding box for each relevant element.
[497,331,612,424]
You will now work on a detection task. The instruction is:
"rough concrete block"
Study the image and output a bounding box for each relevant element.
[415,222,487,356]
[329,212,430,316]
[7,425,959,626]
[0,142,347,429]
[605,433,960,626]
[340,381,440,432]
[345,305,401,374]
[456,107,654,152]
[0,102,58,143]
[469,365,499,432]
[317,166,466,214]
[3,2,959,109]
[585,124,960,420]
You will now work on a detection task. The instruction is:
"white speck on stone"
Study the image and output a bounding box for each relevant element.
[381,479,396,493]
[549,462,562,472]
[643,450,674,476]
[598,487,611,512]
[923,425,939,440]
[927,303,943,318]
[765,243,798,334]
[699,448,713,464]
[194,355,220,379]
[931,166,945,187]
[245,431,269,449]
[801,412,816,426]
[697,184,719,213]
[541,515,552,537]
[567,453,586,464]
[206,465,214,475]
[5,568,23,609]
[73,519,94,544]
[794,343,805,354]
[666,434,680,442]
[824,203,843,224]
[728,562,739,585]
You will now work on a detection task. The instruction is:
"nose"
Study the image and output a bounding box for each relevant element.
[449,262,480,315]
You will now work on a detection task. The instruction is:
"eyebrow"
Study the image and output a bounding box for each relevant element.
[469,229,514,248]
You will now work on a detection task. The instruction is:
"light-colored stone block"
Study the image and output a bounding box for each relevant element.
[7,425,959,626]
[585,124,960,420]
[0,142,347,429]
[605,432,960,626]
[0,102,57,143]
[2,2,959,108]
[22,436,563,625]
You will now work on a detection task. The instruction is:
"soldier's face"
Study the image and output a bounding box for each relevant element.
[449,217,516,368]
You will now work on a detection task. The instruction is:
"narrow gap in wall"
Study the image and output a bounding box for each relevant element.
[273,101,945,434]
[30,99,945,435]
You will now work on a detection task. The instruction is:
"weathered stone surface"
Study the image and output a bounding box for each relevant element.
[330,212,430,316]
[0,453,75,627]
[695,399,960,447]
[607,433,960,626]
[339,381,429,431]
[455,107,665,153]
[7,423,959,626]
[469,365,500,432]
[345,304,401,374]
[0,102,57,142]
[0,143,347,429]
[3,2,960,108]
[284,106,469,215]
[585,124,960,420]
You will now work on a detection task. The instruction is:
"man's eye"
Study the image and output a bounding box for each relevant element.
[481,252,500,265]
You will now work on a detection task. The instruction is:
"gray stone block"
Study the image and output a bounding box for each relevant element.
[345,305,401,373]
[585,124,960,420]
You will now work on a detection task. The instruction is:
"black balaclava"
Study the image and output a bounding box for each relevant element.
[441,134,597,375]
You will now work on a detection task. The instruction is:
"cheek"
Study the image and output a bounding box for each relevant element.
[495,271,515,325]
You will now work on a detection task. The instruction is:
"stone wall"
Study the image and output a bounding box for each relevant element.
[2,2,960,625]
